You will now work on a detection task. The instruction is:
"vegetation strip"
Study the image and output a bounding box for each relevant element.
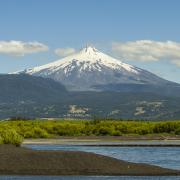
[0,119,180,145]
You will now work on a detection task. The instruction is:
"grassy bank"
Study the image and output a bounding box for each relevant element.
[0,119,180,145]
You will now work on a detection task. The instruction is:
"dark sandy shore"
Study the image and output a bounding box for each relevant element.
[0,145,179,176]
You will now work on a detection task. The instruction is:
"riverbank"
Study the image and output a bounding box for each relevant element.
[23,136,180,146]
[0,145,179,176]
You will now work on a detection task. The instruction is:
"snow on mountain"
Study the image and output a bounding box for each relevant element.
[23,46,140,74]
[17,46,172,91]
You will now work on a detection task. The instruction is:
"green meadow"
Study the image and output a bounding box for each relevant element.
[0,119,180,146]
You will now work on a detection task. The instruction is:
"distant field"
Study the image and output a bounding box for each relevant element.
[0,119,180,145]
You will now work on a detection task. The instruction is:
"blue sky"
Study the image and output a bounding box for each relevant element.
[0,0,180,83]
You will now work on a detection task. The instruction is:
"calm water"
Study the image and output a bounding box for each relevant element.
[0,176,180,180]
[24,144,180,170]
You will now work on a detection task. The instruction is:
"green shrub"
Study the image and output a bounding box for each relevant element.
[96,126,115,136]
[115,124,128,134]
[0,135,3,144]
[24,127,49,138]
[134,127,152,135]
[175,127,180,135]
[153,122,178,133]
[112,130,122,136]
[0,129,23,146]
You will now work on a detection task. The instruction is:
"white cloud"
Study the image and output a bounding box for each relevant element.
[54,47,76,57]
[171,59,180,67]
[112,40,180,66]
[0,41,48,56]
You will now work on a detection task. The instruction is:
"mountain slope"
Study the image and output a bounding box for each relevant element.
[0,74,67,103]
[0,74,180,120]
[93,83,180,97]
[17,46,177,91]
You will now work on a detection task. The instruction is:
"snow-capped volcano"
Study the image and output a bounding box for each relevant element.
[18,46,172,90]
[23,46,140,74]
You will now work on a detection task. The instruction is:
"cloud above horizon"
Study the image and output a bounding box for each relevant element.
[112,40,180,67]
[0,41,48,56]
[55,47,76,57]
